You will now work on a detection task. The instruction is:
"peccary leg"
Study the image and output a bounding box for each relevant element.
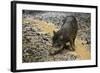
[70,39,75,51]
[73,38,75,48]
[73,41,75,51]
[73,35,77,50]
[63,44,67,49]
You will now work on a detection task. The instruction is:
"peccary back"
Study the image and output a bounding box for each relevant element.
[52,16,78,51]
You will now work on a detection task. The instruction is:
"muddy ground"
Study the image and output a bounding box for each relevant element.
[22,10,91,62]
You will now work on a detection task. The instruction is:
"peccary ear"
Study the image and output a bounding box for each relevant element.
[53,31,56,35]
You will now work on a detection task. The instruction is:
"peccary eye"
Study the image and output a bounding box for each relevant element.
[60,35,63,40]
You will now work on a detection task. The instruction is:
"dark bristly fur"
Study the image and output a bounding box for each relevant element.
[52,16,78,51]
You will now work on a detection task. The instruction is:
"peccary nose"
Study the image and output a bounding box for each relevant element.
[52,44,55,47]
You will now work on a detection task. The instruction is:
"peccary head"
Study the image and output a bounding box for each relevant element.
[52,31,64,48]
